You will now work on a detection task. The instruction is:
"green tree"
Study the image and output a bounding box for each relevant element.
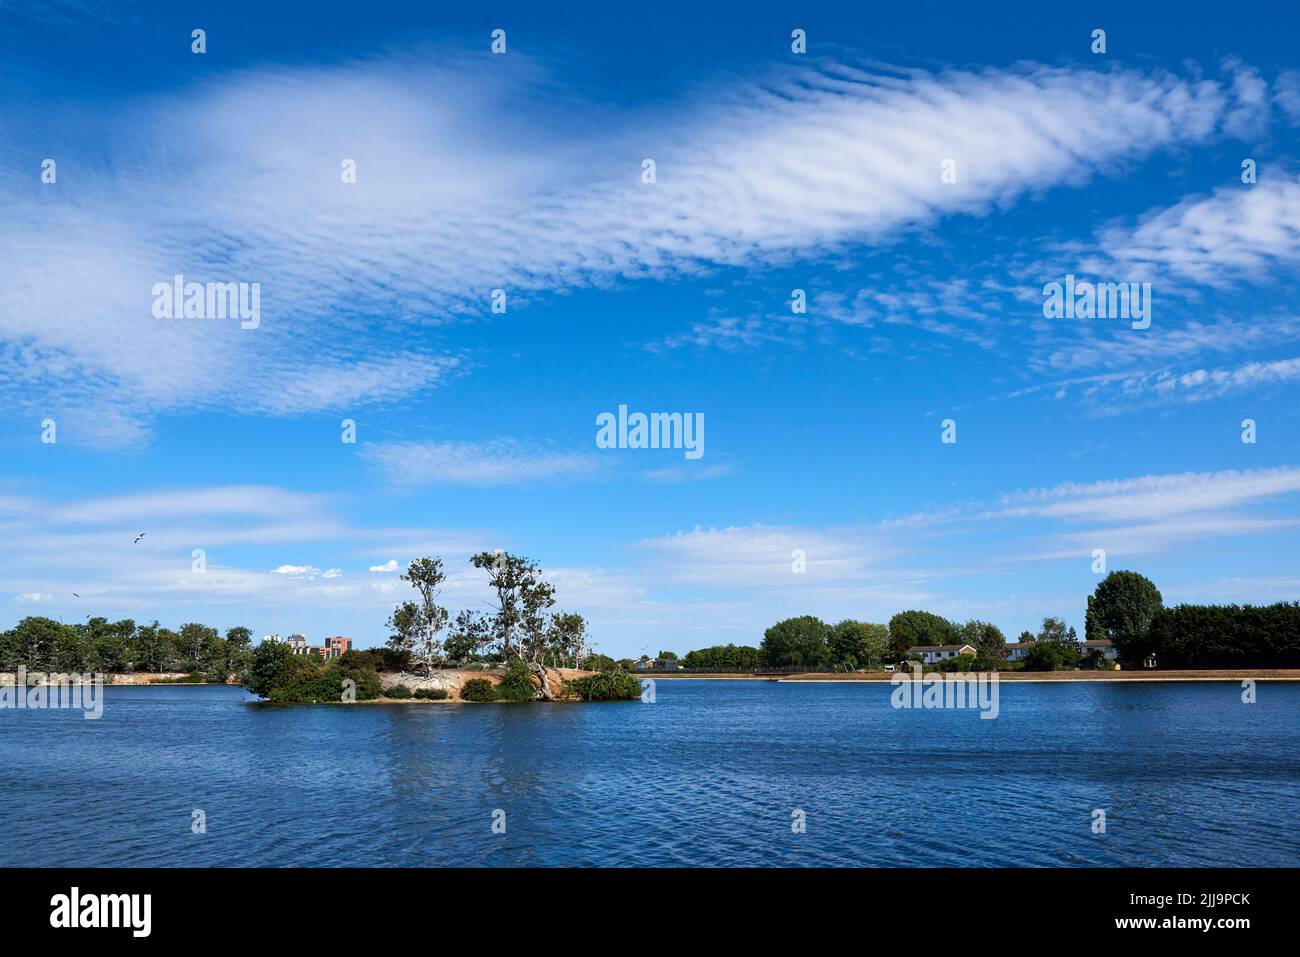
[761,616,831,668]
[887,610,959,660]
[4,617,66,671]
[1092,571,1163,661]
[548,612,589,668]
[958,619,1008,666]
[828,620,889,669]
[1037,616,1067,644]
[470,551,559,697]
[245,639,295,697]
[1022,641,1079,671]
[1085,595,1107,644]
[178,623,219,671]
[445,609,491,662]
[385,600,420,660]
[398,557,450,675]
[681,644,762,670]
[133,621,168,672]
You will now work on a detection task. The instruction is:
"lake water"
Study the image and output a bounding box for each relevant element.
[2,679,1297,867]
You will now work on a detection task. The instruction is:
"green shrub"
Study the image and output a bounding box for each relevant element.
[256,652,382,703]
[494,659,537,702]
[383,684,413,699]
[565,669,642,701]
[413,687,448,700]
[459,678,496,702]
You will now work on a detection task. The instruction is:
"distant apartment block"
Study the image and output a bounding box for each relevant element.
[321,636,352,660]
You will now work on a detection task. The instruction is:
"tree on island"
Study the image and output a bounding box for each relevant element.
[468,550,578,698]
[403,558,450,676]
[444,609,491,663]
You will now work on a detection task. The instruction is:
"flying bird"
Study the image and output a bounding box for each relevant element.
[72,593,79,598]
[134,533,146,543]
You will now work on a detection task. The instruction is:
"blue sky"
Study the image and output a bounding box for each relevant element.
[2,0,1299,657]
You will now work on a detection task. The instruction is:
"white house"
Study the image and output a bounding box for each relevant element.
[905,644,977,665]
[1081,639,1119,661]
[1004,640,1037,661]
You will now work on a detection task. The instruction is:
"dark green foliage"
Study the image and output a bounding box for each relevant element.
[958,620,1007,666]
[1021,642,1080,671]
[1147,602,1300,668]
[564,670,642,701]
[493,659,538,702]
[364,647,412,672]
[828,621,890,670]
[681,644,762,670]
[414,687,449,700]
[887,611,959,659]
[245,640,296,697]
[0,614,254,677]
[1092,571,1163,660]
[584,653,619,671]
[459,678,496,702]
[934,652,977,672]
[760,616,832,668]
[383,684,413,699]
[247,640,382,703]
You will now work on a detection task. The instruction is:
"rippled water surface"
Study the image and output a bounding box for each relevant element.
[2,679,1298,866]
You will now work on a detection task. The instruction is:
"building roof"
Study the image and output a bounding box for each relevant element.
[1081,639,1115,648]
[906,644,977,653]
[1005,640,1037,649]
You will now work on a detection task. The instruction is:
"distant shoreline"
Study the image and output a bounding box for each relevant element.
[649,669,1300,683]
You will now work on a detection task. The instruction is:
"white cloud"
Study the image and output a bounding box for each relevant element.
[988,466,1300,524]
[1084,178,1300,286]
[368,560,398,573]
[13,592,53,603]
[361,439,600,486]
[0,56,1260,441]
[271,564,321,577]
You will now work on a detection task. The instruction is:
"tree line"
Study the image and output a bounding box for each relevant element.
[0,617,253,680]
[671,570,1300,672]
[1088,570,1300,668]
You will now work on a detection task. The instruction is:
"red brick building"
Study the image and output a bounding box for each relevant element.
[321,636,353,660]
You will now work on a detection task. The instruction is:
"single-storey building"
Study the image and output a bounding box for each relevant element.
[635,658,682,672]
[905,643,977,665]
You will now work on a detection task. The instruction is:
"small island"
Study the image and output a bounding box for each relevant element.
[245,552,642,704]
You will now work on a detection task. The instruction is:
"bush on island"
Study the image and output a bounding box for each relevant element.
[383,684,413,699]
[564,670,642,701]
[459,678,496,702]
[246,639,382,702]
[494,659,537,702]
[414,687,448,700]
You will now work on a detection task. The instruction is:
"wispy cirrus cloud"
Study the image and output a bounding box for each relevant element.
[1079,177,1300,286]
[360,438,602,486]
[0,55,1266,443]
